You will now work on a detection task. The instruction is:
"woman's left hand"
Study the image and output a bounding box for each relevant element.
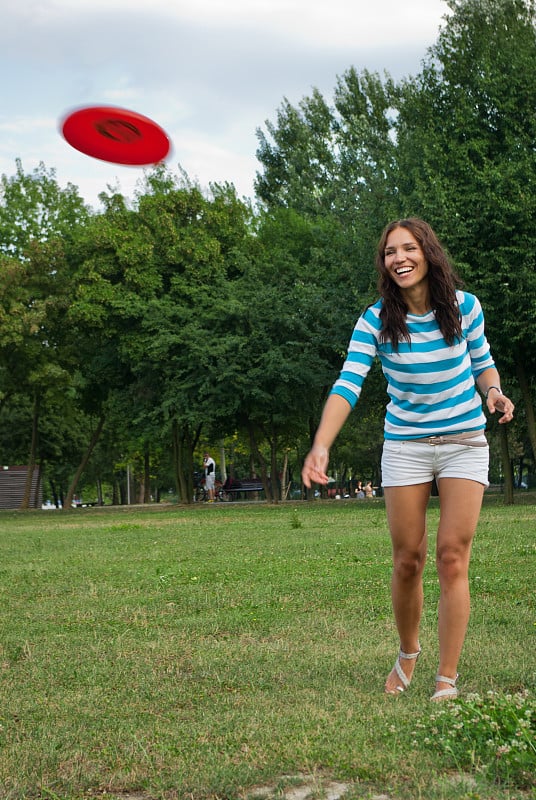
[488,389,514,423]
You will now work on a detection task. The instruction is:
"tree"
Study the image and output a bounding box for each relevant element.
[0,159,89,259]
[225,209,342,499]
[0,161,90,507]
[394,0,536,497]
[0,240,78,508]
[131,180,256,501]
[254,70,401,489]
[69,173,255,504]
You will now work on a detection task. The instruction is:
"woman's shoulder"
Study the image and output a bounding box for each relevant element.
[362,297,383,316]
[456,289,482,314]
[359,298,383,327]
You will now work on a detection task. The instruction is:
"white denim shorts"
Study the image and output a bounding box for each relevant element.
[381,435,490,488]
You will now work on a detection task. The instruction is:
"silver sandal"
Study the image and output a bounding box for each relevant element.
[385,646,421,694]
[431,673,459,701]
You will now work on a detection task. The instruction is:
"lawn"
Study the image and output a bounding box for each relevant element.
[0,496,534,800]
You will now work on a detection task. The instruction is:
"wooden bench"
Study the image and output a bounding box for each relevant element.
[224,479,265,501]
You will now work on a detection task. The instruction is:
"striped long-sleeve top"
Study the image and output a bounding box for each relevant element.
[330,290,495,440]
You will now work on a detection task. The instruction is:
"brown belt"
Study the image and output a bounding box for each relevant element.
[412,432,488,447]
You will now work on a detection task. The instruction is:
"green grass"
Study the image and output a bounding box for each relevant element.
[0,497,534,800]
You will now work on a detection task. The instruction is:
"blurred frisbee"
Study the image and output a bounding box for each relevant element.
[60,105,171,165]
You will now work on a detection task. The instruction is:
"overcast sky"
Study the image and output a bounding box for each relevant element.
[1,0,450,209]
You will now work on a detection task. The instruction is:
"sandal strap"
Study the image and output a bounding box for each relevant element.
[394,658,410,689]
[400,647,421,660]
[435,673,458,686]
[431,686,458,701]
[393,645,421,689]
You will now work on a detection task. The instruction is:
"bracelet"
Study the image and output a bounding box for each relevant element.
[485,385,502,399]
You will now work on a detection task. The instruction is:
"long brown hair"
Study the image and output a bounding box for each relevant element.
[375,218,463,350]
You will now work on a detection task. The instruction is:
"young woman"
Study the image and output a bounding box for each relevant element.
[302,218,514,701]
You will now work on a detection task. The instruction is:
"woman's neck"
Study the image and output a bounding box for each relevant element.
[402,285,431,315]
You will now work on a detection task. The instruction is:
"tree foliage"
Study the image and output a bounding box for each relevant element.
[1,0,535,504]
[394,0,536,474]
[254,0,536,491]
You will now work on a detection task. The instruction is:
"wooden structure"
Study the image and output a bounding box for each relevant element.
[0,465,42,509]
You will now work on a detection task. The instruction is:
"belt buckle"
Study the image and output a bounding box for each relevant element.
[427,435,442,446]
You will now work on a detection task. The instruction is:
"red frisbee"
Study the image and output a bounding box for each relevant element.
[60,105,171,165]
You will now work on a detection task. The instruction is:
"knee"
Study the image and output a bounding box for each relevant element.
[436,545,468,583]
[394,550,426,582]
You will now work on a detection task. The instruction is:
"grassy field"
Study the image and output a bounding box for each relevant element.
[0,496,534,800]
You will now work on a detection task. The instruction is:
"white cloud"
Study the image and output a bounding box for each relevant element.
[46,0,447,47]
[0,0,449,208]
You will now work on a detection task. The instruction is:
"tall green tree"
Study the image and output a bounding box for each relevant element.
[254,70,400,485]
[69,172,255,504]
[63,188,162,507]
[225,209,344,499]
[130,180,254,502]
[0,159,89,507]
[394,0,536,491]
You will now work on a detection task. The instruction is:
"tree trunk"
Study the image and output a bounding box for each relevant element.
[50,479,61,508]
[219,440,227,483]
[281,449,290,500]
[63,415,105,510]
[270,430,280,503]
[516,455,524,489]
[137,474,145,504]
[516,360,536,465]
[499,424,514,505]
[172,419,188,502]
[20,392,40,510]
[172,419,201,504]
[143,444,151,503]
[33,458,43,509]
[247,422,272,501]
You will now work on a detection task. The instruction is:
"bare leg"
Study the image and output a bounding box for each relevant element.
[434,477,484,696]
[383,482,431,693]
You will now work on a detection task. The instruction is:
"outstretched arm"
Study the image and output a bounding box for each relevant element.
[302,394,353,488]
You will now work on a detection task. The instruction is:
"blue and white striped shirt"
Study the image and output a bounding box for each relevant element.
[330,290,495,440]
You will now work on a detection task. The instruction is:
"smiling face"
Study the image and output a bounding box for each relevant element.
[383,226,429,293]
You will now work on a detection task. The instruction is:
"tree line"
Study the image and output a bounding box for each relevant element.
[1,0,534,507]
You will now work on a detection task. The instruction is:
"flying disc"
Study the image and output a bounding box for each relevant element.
[60,105,171,165]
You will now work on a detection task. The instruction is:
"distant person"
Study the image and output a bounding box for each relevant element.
[203,452,216,502]
[364,481,374,498]
[302,217,514,701]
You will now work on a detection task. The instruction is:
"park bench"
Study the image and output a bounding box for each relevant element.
[224,478,265,501]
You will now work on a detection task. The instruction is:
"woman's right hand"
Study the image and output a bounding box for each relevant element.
[301,394,352,488]
[302,444,329,488]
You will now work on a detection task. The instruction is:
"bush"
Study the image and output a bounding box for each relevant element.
[413,690,536,789]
